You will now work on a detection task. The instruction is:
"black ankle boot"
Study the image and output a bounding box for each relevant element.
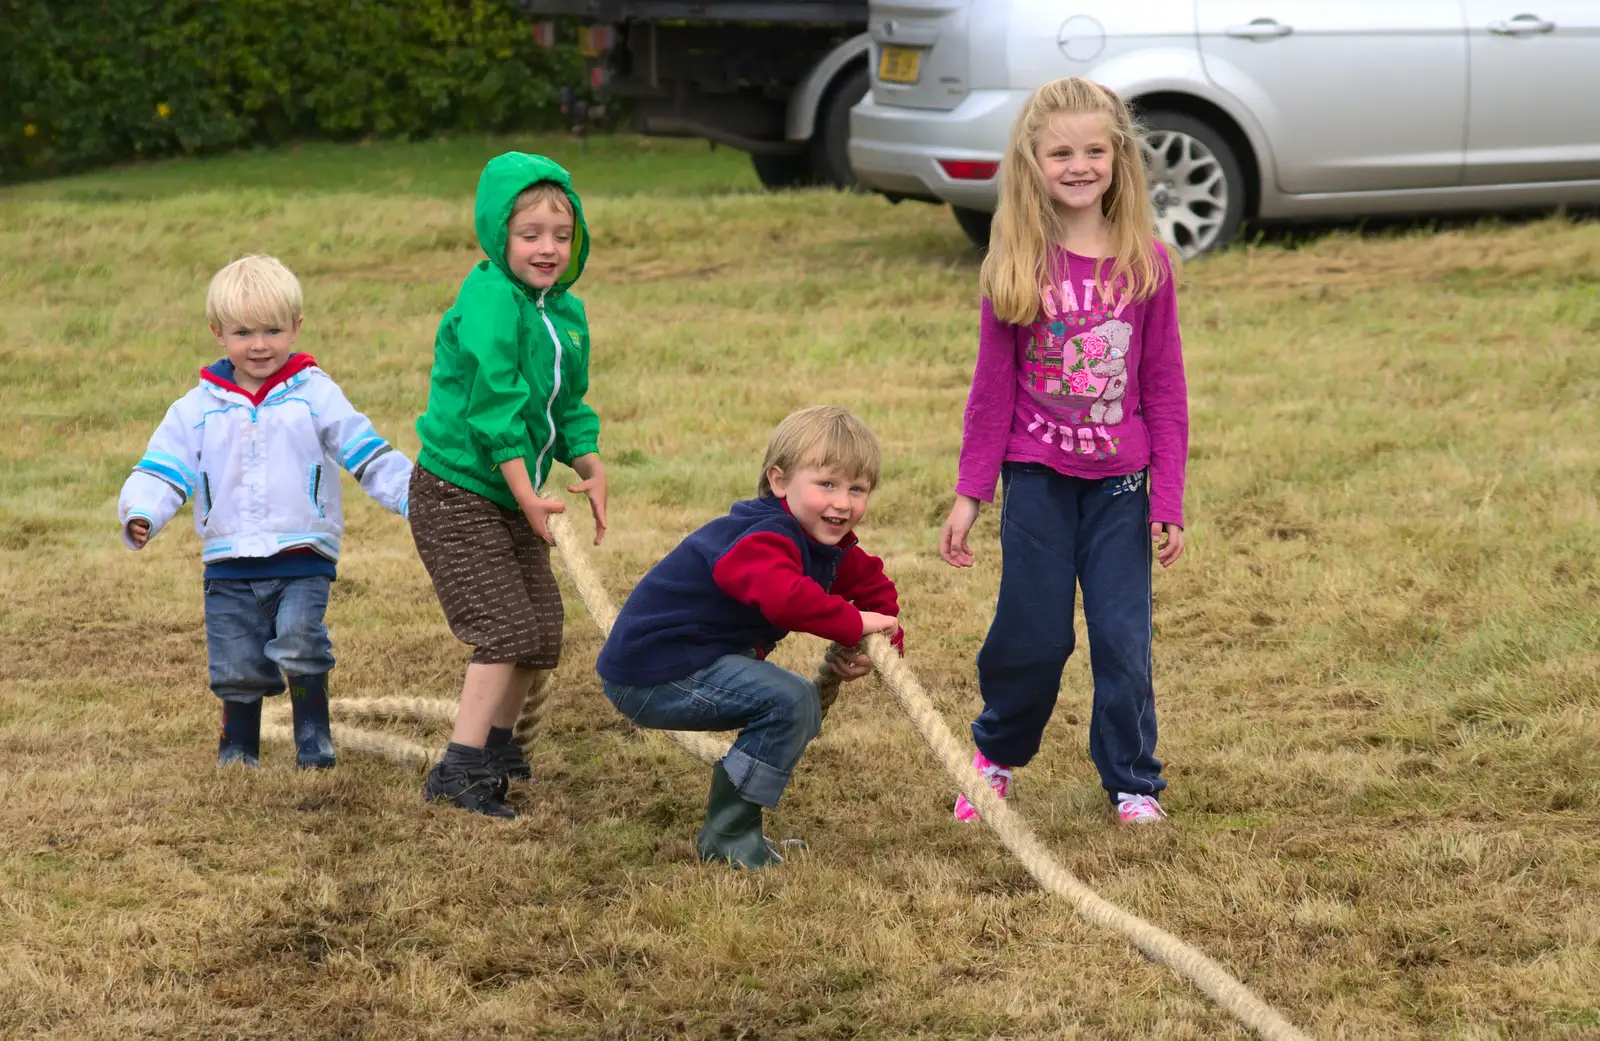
[486,726,532,796]
[289,673,336,769]
[218,698,262,767]
[423,743,516,820]
[695,761,783,870]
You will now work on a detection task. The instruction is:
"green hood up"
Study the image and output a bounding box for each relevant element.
[414,152,601,510]
[474,151,589,295]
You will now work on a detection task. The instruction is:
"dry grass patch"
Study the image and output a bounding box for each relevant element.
[1,157,1597,1039]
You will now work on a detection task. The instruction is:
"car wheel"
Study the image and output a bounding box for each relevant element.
[810,65,870,188]
[751,152,817,190]
[952,205,993,251]
[1139,111,1246,256]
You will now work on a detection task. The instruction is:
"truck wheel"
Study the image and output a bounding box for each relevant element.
[1139,110,1246,256]
[952,206,992,251]
[809,65,870,188]
[751,152,817,190]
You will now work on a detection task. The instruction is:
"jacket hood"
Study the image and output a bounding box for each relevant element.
[474,152,589,296]
[201,352,318,406]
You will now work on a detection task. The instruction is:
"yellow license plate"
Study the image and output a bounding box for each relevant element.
[878,46,922,84]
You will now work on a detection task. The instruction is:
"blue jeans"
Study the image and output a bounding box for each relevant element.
[972,464,1164,800]
[603,653,822,808]
[204,577,335,702]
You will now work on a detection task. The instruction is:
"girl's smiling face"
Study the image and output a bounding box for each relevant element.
[1035,112,1116,215]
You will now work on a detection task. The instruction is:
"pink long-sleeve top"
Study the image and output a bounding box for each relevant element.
[954,243,1190,527]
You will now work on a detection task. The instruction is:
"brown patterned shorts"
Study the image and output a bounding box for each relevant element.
[408,467,563,668]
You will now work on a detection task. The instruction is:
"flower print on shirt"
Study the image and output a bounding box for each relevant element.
[1021,312,1132,457]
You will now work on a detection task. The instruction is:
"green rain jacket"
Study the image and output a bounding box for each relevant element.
[415,152,599,509]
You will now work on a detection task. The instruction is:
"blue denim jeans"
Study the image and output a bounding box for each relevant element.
[972,464,1165,800]
[602,653,822,808]
[204,577,335,702]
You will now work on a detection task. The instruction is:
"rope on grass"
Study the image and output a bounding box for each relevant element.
[861,632,1309,1041]
[261,709,438,765]
[545,511,1308,1041]
[263,508,1308,1039]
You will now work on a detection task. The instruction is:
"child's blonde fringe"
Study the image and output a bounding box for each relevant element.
[260,509,1307,1041]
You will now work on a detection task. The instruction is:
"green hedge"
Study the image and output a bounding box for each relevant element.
[1,0,584,181]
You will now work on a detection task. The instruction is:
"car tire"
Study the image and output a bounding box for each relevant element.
[1137,110,1247,256]
[810,65,870,188]
[751,152,817,190]
[952,205,993,251]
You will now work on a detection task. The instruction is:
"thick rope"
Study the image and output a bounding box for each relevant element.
[546,512,731,767]
[512,669,553,754]
[326,695,460,724]
[544,512,1308,1040]
[262,709,438,765]
[860,632,1308,1041]
[261,508,1309,1038]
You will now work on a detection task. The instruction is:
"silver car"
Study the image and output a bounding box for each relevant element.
[849,1,1600,255]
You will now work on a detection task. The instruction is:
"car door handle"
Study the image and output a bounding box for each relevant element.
[1488,14,1556,35]
[1225,19,1294,39]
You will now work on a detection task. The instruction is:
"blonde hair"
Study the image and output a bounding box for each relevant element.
[206,254,303,331]
[757,406,882,498]
[980,77,1169,326]
[512,182,574,217]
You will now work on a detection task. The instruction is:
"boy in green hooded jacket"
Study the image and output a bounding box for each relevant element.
[410,152,607,819]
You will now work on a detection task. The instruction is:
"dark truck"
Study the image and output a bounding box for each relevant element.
[517,1,869,189]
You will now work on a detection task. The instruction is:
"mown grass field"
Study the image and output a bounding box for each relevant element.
[2,133,1597,1039]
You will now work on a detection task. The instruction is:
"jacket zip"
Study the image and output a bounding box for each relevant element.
[533,288,563,491]
[308,463,325,517]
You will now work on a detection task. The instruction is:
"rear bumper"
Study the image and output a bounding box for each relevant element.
[848,89,1026,209]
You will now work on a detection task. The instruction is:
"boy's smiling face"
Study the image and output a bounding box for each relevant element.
[211,314,302,393]
[767,464,873,546]
[506,198,574,290]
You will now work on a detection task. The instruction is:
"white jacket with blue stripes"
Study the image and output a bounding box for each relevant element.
[117,358,411,565]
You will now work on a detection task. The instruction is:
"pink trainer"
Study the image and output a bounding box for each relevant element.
[952,750,1013,822]
[1115,792,1167,825]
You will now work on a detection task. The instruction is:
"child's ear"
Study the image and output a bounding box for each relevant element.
[291,315,304,339]
[765,465,788,496]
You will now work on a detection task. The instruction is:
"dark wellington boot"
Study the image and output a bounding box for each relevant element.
[289,673,336,769]
[217,698,262,768]
[695,761,783,870]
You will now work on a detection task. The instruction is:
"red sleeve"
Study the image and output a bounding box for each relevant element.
[833,544,897,613]
[833,544,906,656]
[712,533,865,646]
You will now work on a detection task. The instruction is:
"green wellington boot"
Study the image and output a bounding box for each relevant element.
[695,761,784,870]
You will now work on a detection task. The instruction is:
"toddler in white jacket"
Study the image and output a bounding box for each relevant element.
[118,255,412,768]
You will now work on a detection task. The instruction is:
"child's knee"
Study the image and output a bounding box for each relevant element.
[268,616,334,674]
[770,673,822,743]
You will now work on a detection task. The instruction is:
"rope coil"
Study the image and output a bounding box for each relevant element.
[264,508,1310,1040]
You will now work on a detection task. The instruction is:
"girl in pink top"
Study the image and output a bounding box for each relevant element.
[940,78,1190,827]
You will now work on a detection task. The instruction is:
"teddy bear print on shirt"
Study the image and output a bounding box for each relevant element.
[1021,317,1131,458]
